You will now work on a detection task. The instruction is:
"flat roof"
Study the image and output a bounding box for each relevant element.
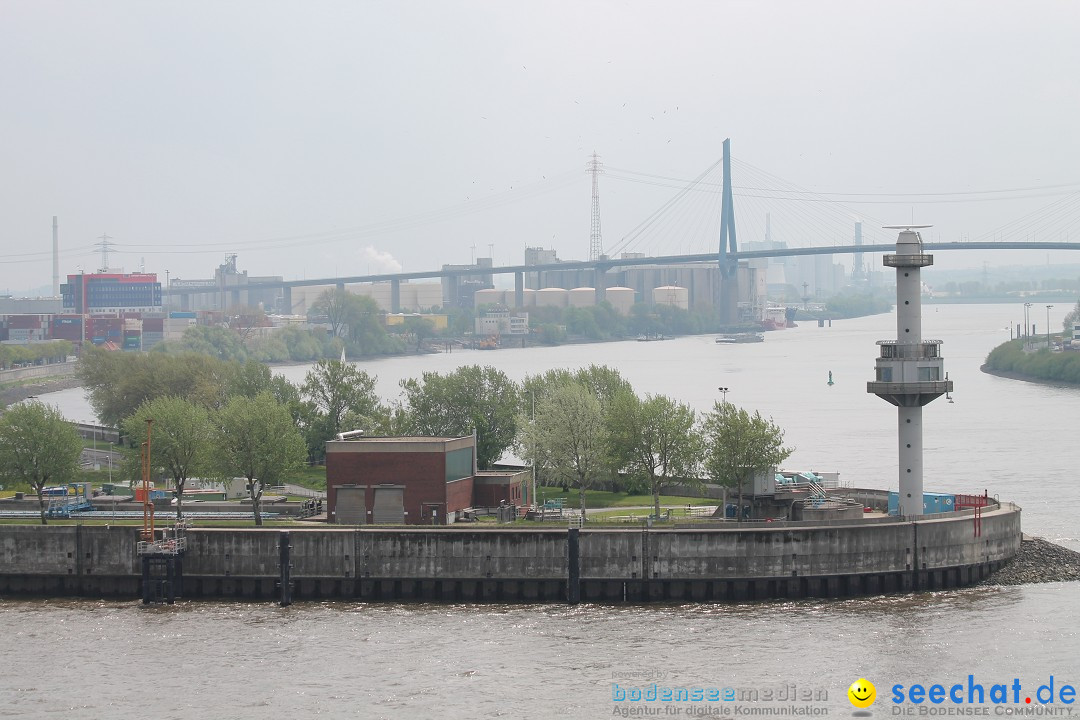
[337,436,467,443]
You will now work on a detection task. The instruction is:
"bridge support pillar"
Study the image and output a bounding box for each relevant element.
[594,268,607,305]
[719,264,739,325]
[514,272,524,308]
[445,276,459,308]
[230,289,241,309]
[280,287,292,314]
[390,279,401,313]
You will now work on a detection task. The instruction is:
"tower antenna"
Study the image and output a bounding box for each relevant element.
[52,217,60,296]
[95,233,115,272]
[586,152,604,261]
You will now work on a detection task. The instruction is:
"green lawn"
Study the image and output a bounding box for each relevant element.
[534,488,715,509]
[285,465,327,491]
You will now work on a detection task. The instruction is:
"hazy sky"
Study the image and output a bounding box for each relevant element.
[3,1,1080,294]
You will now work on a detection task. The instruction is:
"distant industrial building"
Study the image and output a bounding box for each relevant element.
[169,255,283,313]
[288,281,443,315]
[61,272,161,314]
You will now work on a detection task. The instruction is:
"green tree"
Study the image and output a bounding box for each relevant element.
[123,396,214,519]
[403,316,436,352]
[1064,299,1080,334]
[80,348,232,426]
[700,401,793,520]
[608,392,701,518]
[517,382,606,512]
[0,402,83,524]
[165,325,248,362]
[522,364,631,410]
[311,287,355,339]
[300,359,381,461]
[214,392,307,526]
[225,360,304,425]
[400,365,520,469]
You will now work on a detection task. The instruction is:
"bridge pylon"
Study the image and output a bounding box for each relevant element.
[717,138,739,324]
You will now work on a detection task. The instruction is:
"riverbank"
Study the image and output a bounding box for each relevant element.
[0,375,83,408]
[979,536,1080,586]
[980,363,1080,388]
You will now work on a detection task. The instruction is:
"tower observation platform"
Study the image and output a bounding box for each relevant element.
[867,227,953,517]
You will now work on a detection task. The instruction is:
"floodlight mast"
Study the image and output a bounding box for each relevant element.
[141,418,154,542]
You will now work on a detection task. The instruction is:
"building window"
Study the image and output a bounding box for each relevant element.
[876,367,893,382]
[918,366,940,382]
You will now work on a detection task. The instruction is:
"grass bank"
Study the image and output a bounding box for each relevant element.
[983,339,1080,385]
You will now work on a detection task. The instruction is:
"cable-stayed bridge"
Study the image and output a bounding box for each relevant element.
[165,139,1080,316]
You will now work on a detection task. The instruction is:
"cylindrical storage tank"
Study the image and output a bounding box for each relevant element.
[473,289,505,308]
[568,287,596,308]
[652,285,689,310]
[535,288,568,308]
[519,288,536,307]
[604,286,636,315]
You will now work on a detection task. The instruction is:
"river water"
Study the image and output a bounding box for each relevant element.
[8,303,1079,719]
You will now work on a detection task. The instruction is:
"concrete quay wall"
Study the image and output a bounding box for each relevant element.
[0,503,1021,603]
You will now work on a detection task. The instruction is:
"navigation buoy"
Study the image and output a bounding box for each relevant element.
[827,371,834,386]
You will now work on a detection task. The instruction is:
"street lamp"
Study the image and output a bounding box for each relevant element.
[1047,305,1054,349]
[1024,302,1032,337]
[718,386,729,405]
[527,388,535,511]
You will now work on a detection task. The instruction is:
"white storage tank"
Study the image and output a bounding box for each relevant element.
[653,285,689,310]
[568,287,596,308]
[473,288,506,308]
[604,286,636,315]
[535,287,569,308]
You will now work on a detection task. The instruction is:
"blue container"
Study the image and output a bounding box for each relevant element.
[169,312,196,319]
[888,491,956,515]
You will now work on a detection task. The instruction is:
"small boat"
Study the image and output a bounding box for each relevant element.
[715,333,764,344]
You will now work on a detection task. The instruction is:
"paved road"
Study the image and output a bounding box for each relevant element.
[80,447,121,469]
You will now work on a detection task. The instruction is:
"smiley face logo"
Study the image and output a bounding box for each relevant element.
[848,678,876,709]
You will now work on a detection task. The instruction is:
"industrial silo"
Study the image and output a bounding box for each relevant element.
[535,287,569,308]
[652,285,689,310]
[473,289,506,308]
[568,287,596,308]
[604,286,635,315]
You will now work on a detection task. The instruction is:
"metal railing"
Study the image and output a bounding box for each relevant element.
[876,340,943,359]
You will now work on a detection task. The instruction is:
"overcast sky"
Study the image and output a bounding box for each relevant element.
[3,1,1079,294]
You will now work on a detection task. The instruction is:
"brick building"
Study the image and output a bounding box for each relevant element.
[472,470,528,508]
[326,435,476,525]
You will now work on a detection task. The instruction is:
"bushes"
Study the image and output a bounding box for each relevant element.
[985,340,1080,384]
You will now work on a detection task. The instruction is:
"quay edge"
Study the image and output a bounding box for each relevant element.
[0,495,1020,604]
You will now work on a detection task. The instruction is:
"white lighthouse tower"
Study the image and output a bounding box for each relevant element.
[867,226,953,516]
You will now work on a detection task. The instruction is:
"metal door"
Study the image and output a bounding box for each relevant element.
[372,487,405,524]
[335,485,365,525]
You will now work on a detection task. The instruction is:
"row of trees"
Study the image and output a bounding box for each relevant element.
[0,340,72,371]
[121,393,305,524]
[517,367,791,517]
[65,352,792,523]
